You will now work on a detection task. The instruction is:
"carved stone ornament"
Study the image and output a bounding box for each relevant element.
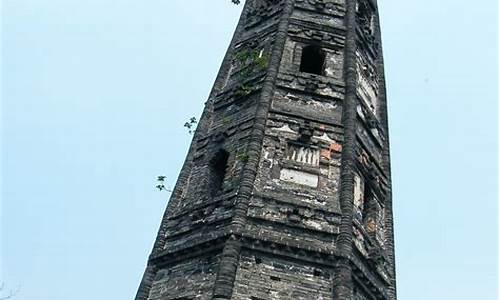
[295,0,345,13]
[289,26,345,46]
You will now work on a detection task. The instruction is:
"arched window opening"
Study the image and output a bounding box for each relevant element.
[209,150,230,197]
[300,45,326,75]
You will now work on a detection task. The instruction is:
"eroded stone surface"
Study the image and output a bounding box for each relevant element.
[136,0,396,299]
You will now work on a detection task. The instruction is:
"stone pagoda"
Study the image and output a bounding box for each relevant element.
[136,0,396,299]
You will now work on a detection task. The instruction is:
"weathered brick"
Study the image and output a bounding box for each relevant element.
[135,1,396,299]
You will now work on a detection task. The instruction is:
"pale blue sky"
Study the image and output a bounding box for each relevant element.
[1,0,498,299]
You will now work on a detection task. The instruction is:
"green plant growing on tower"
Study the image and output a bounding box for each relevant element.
[233,49,269,79]
[232,47,269,99]
[236,151,250,163]
[235,84,253,97]
[184,117,198,135]
[156,175,173,193]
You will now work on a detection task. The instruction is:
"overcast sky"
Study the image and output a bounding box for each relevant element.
[2,0,498,299]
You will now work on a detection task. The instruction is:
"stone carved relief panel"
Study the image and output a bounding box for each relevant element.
[254,114,343,211]
[288,24,346,47]
[271,88,343,128]
[295,0,345,16]
[247,196,341,236]
[277,72,345,99]
[285,143,321,166]
[291,8,344,28]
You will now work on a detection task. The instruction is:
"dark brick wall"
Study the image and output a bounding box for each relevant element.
[148,254,222,300]
[136,0,396,299]
[232,252,333,299]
